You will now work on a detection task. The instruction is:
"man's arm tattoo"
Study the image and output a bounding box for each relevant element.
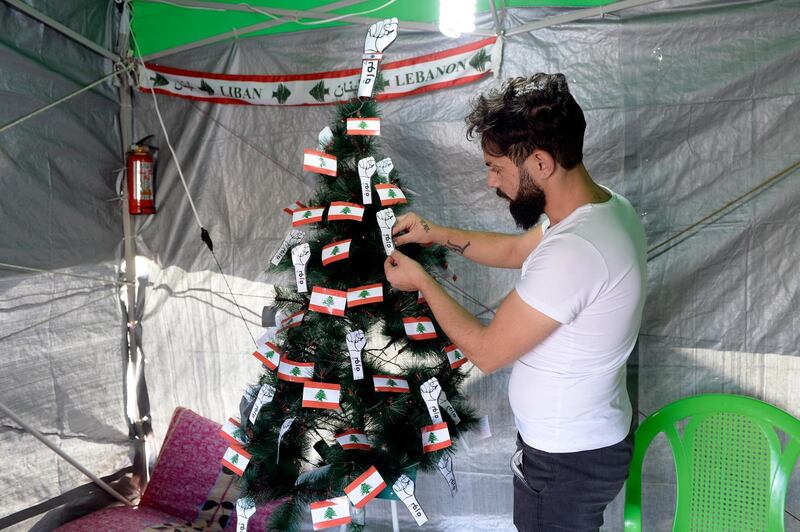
[445,240,471,255]
[421,219,431,233]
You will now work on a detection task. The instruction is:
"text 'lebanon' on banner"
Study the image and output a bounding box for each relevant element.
[137,37,496,107]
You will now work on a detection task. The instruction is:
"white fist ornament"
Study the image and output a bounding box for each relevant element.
[437,453,458,497]
[357,156,376,205]
[420,377,444,424]
[376,208,397,255]
[235,497,256,532]
[270,229,304,266]
[291,243,310,293]
[358,18,399,99]
[345,329,367,380]
[375,157,394,182]
[392,474,428,526]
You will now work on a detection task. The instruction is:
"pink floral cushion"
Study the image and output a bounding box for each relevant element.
[56,407,282,531]
[55,505,177,532]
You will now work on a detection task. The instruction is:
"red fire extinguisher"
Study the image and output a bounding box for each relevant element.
[127,135,158,215]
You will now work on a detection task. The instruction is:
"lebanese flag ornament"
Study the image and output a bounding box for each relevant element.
[375,183,407,206]
[347,283,384,307]
[279,310,305,330]
[445,344,468,369]
[346,117,380,136]
[292,207,325,227]
[310,496,352,530]
[221,446,252,476]
[309,287,347,316]
[421,422,452,453]
[278,359,315,383]
[403,317,437,340]
[373,374,411,393]
[321,239,351,266]
[335,429,372,451]
[344,466,387,509]
[219,418,246,447]
[252,340,281,371]
[327,201,365,222]
[303,149,337,177]
[302,382,341,410]
[283,200,307,215]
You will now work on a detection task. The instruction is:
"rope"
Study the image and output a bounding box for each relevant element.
[0,65,134,135]
[647,159,800,259]
[0,262,133,287]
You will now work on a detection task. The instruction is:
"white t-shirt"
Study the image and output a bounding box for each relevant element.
[509,188,646,453]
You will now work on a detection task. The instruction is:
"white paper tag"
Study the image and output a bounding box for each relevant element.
[392,474,428,526]
[376,157,394,182]
[420,377,443,424]
[376,208,396,255]
[270,229,305,266]
[436,454,458,497]
[291,243,310,293]
[357,156,375,205]
[318,126,333,150]
[345,329,366,380]
[438,390,461,425]
[357,59,379,99]
[235,497,256,532]
[249,383,276,424]
[277,417,294,463]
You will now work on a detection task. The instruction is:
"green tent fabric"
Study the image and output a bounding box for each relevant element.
[131,0,619,58]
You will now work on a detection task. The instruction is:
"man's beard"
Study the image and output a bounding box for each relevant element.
[497,166,546,230]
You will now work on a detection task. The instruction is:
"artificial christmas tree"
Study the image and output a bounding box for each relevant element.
[226,20,479,531]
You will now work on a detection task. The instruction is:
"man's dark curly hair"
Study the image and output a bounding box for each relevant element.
[466,73,586,170]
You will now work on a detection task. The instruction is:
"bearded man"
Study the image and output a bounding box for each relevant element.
[384,73,647,532]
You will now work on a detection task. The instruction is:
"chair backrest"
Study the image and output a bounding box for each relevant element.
[624,394,800,532]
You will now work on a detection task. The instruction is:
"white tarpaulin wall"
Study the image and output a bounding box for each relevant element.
[1,0,799,530]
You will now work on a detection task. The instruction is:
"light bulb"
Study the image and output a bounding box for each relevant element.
[439,0,476,38]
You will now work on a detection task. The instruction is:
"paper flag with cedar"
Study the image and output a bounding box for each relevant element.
[303,149,337,177]
[373,374,411,393]
[309,287,347,316]
[344,466,386,509]
[277,359,315,383]
[310,496,352,530]
[421,422,452,453]
[221,446,252,476]
[346,117,380,136]
[375,183,407,206]
[252,340,281,371]
[283,200,307,215]
[321,239,351,266]
[445,344,468,369]
[278,310,305,330]
[335,429,372,451]
[292,207,325,227]
[219,418,246,447]
[347,283,384,307]
[327,201,365,222]
[302,382,341,410]
[403,317,437,340]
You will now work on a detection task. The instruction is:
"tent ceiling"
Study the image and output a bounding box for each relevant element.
[131,0,618,58]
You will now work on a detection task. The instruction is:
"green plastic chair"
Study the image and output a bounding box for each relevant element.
[624,394,800,531]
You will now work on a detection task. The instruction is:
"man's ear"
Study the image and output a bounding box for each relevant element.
[527,150,556,179]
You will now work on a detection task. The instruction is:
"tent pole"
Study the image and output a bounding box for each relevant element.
[488,0,503,36]
[504,0,665,36]
[3,0,119,61]
[141,0,370,61]
[135,0,495,36]
[0,402,135,507]
[117,0,153,493]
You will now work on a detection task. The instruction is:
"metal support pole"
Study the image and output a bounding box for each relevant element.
[0,402,134,507]
[3,0,119,61]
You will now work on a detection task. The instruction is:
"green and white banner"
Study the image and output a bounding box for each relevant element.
[137,37,495,106]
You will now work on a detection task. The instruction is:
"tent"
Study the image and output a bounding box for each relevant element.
[1,0,799,530]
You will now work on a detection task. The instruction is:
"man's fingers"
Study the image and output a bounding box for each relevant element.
[393,233,412,246]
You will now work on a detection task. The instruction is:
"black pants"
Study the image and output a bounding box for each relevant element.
[512,431,634,531]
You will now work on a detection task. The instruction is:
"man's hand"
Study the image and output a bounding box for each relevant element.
[393,212,438,247]
[384,250,429,292]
